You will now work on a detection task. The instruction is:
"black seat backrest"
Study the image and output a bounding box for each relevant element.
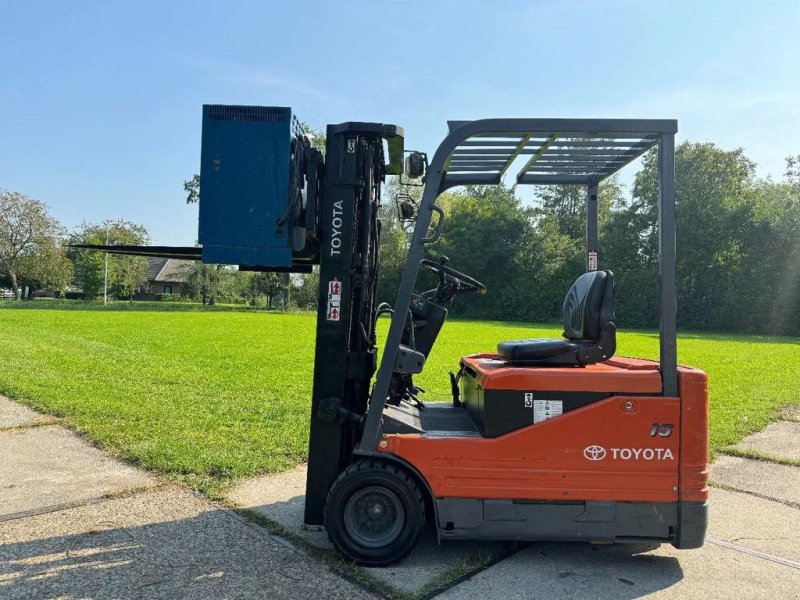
[562,270,614,341]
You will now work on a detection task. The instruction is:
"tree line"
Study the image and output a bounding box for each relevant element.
[0,190,314,307]
[3,141,799,335]
[374,143,800,336]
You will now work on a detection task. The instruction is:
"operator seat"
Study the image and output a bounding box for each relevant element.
[497,270,616,366]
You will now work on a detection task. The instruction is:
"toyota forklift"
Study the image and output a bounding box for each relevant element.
[80,107,709,566]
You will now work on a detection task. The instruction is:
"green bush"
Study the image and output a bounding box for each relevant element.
[159,293,192,303]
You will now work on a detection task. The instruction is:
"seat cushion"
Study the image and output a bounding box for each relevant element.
[497,338,592,363]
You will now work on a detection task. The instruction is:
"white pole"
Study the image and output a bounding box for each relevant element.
[103,228,109,305]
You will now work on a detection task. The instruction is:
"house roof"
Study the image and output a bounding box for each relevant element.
[147,258,196,283]
[147,257,169,280]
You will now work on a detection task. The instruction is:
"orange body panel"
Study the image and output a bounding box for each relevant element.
[461,353,664,393]
[380,356,709,504]
[677,367,710,502]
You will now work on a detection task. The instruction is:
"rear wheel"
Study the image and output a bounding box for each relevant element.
[324,459,425,566]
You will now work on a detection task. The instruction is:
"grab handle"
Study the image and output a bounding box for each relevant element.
[421,205,445,244]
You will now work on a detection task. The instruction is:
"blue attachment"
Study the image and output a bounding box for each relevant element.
[199,104,304,267]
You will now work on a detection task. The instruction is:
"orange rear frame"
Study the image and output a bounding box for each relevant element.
[379,356,708,505]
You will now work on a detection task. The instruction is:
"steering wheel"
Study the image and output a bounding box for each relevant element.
[420,257,486,300]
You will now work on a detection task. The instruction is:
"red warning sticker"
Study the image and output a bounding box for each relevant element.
[327,278,342,321]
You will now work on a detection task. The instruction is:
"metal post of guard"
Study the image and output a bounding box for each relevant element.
[587,183,599,271]
[658,133,679,397]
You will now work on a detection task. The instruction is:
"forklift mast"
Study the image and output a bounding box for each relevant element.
[304,122,402,525]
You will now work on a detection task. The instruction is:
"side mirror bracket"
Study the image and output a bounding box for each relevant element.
[401,151,427,186]
[395,193,418,223]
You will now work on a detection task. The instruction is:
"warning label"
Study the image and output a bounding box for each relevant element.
[533,399,562,423]
[327,278,342,321]
[588,251,598,271]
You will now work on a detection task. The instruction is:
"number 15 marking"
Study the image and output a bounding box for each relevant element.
[650,423,674,437]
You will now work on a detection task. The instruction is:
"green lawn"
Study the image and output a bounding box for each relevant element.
[1,303,798,491]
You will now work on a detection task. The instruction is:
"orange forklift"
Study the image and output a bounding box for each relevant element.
[321,118,708,566]
[80,110,708,566]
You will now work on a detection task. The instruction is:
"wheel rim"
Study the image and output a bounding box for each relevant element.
[343,486,405,549]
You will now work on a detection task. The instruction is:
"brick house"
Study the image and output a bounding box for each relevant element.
[144,258,195,297]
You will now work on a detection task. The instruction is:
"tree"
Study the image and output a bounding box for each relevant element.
[301,122,326,154]
[0,190,66,300]
[527,177,625,319]
[260,272,291,307]
[183,173,200,204]
[656,143,753,329]
[429,184,537,320]
[740,173,800,334]
[601,143,761,329]
[236,270,289,307]
[294,268,320,309]
[114,254,150,301]
[183,263,224,305]
[17,242,73,296]
[68,220,150,300]
[786,155,800,193]
[533,176,622,242]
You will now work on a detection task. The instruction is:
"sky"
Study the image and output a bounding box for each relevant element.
[2,0,799,245]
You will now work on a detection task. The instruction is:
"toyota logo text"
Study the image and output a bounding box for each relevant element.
[583,445,675,461]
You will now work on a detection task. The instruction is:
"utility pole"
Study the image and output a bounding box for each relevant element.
[103,227,109,305]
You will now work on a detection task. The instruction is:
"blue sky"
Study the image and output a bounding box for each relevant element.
[2,1,799,245]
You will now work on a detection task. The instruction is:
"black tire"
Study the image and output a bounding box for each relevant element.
[324,459,425,567]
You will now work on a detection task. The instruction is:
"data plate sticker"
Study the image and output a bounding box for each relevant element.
[533,399,562,423]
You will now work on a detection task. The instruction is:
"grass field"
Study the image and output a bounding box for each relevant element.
[1,303,798,492]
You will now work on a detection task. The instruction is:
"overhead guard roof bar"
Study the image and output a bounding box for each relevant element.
[442,135,660,186]
[436,119,673,188]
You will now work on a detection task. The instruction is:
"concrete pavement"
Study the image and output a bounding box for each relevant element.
[0,397,378,600]
[732,419,800,462]
[0,425,156,519]
[711,454,799,506]
[0,401,57,429]
[434,534,799,600]
[1,486,378,600]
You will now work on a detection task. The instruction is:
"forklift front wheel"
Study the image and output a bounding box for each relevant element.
[324,459,425,566]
